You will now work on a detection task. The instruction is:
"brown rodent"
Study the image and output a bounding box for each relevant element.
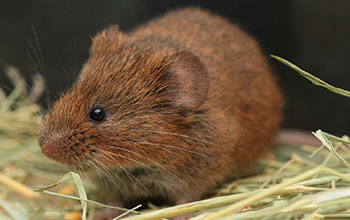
[39,7,283,218]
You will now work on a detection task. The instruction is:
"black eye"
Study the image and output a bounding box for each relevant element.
[89,106,106,122]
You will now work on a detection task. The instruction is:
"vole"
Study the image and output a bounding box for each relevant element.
[39,7,283,219]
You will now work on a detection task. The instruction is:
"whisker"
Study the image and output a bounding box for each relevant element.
[104,146,166,169]
[90,155,122,183]
[0,84,15,93]
[103,145,183,184]
[136,141,213,160]
[76,162,96,186]
[91,155,134,203]
[73,16,78,79]
[94,152,149,202]
[76,164,88,178]
[100,150,158,173]
[87,158,127,195]
[129,129,213,145]
[25,45,41,75]
[31,25,46,75]
[26,26,52,109]
[101,130,212,160]
[87,160,110,190]
[98,151,151,196]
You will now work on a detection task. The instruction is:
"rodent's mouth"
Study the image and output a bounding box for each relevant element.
[40,144,71,165]
[39,130,95,168]
[39,139,80,167]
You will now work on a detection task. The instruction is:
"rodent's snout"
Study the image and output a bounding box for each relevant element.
[40,143,54,157]
[38,136,58,159]
[38,136,76,166]
[38,132,68,163]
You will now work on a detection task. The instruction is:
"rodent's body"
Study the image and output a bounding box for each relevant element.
[39,7,283,211]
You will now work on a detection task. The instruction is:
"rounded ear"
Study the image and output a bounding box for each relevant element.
[90,25,124,54]
[167,51,210,110]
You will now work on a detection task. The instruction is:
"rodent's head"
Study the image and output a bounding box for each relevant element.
[39,26,210,169]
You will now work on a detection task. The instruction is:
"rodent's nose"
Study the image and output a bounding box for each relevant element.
[40,144,55,157]
[38,136,57,158]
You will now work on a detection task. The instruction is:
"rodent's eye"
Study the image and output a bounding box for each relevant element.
[89,106,106,122]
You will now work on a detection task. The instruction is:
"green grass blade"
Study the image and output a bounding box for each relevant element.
[271,55,350,98]
[312,129,350,168]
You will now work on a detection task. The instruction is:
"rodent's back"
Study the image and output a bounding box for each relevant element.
[132,8,283,171]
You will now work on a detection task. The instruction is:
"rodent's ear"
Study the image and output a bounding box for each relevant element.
[168,51,210,110]
[90,25,124,54]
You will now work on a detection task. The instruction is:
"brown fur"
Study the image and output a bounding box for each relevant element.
[39,7,283,208]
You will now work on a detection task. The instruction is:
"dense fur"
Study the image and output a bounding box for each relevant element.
[39,8,283,208]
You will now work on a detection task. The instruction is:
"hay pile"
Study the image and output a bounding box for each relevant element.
[0,58,349,220]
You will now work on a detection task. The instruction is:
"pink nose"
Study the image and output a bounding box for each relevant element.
[39,137,58,158]
[41,145,55,156]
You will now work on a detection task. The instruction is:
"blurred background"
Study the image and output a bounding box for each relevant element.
[0,0,349,134]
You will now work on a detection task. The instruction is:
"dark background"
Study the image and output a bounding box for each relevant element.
[0,0,349,134]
